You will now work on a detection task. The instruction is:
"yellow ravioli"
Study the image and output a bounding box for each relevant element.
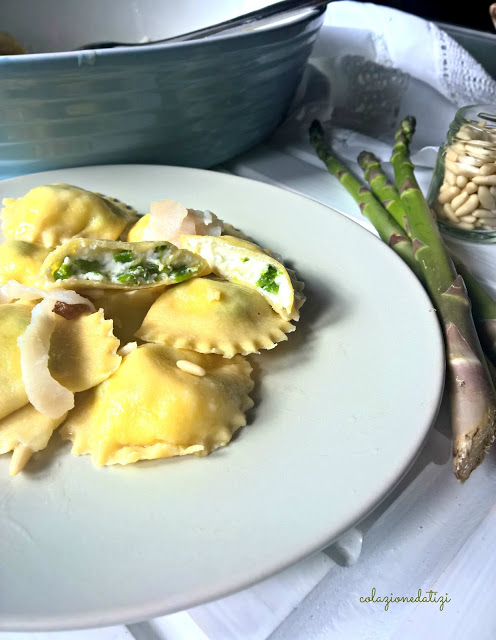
[85,286,166,344]
[61,343,255,466]
[0,303,121,421]
[0,303,33,421]
[0,183,137,248]
[48,308,121,392]
[179,235,297,320]
[0,240,51,287]
[136,277,295,358]
[0,404,68,476]
[126,214,150,242]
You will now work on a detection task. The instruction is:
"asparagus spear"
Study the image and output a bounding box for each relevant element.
[391,116,496,481]
[309,120,421,279]
[357,150,408,232]
[358,145,496,371]
[454,261,496,366]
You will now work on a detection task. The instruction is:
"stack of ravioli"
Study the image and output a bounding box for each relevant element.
[0,184,304,475]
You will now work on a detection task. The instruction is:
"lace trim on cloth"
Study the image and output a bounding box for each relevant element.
[432,22,496,106]
[328,55,409,137]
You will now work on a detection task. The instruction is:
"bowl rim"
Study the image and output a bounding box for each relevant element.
[0,6,325,64]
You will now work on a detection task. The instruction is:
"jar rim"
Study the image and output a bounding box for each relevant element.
[453,104,496,128]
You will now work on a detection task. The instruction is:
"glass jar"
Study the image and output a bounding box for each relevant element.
[428,104,496,243]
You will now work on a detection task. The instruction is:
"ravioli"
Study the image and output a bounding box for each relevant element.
[0,302,121,422]
[136,277,295,358]
[40,238,210,290]
[0,303,33,421]
[61,343,255,466]
[85,286,166,344]
[48,308,121,392]
[0,240,50,286]
[0,404,68,476]
[0,183,137,248]
[126,213,150,242]
[179,235,297,320]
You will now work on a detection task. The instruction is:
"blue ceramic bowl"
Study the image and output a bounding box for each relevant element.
[0,8,324,179]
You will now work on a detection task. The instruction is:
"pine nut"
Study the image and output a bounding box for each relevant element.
[464,144,496,161]
[479,163,496,176]
[176,360,206,377]
[455,193,479,216]
[446,148,458,162]
[450,191,469,211]
[438,185,461,204]
[456,129,472,141]
[452,141,467,155]
[456,222,476,230]
[478,185,495,210]
[465,181,478,194]
[445,158,479,177]
[443,203,459,222]
[433,203,446,219]
[473,208,496,219]
[476,218,496,228]
[459,154,484,167]
[459,215,477,223]
[444,166,457,184]
[490,187,496,197]
[472,174,496,186]
[456,175,468,188]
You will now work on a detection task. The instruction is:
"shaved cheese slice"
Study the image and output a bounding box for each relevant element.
[17,299,74,419]
[127,200,225,244]
[141,200,191,244]
[0,279,95,311]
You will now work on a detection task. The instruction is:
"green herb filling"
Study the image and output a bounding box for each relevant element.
[256,264,280,295]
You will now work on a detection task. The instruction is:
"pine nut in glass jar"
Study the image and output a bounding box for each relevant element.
[427,104,496,243]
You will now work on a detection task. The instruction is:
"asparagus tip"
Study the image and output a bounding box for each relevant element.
[357,150,379,169]
[309,119,324,141]
[395,115,417,145]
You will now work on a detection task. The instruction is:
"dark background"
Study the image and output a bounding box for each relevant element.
[365,1,495,33]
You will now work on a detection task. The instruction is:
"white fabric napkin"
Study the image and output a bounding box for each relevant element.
[277,2,496,161]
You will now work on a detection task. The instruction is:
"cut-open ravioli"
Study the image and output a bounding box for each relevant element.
[0,404,68,476]
[179,235,298,320]
[136,277,295,358]
[0,240,50,287]
[0,302,121,421]
[0,183,138,248]
[61,343,254,466]
[40,238,210,289]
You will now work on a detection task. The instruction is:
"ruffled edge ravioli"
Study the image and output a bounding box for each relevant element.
[60,343,255,467]
[0,404,68,476]
[136,277,296,358]
[0,301,121,474]
[0,183,138,248]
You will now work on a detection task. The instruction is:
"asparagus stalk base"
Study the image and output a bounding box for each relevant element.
[392,117,496,481]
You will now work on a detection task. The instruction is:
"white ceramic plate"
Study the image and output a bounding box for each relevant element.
[0,165,445,631]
